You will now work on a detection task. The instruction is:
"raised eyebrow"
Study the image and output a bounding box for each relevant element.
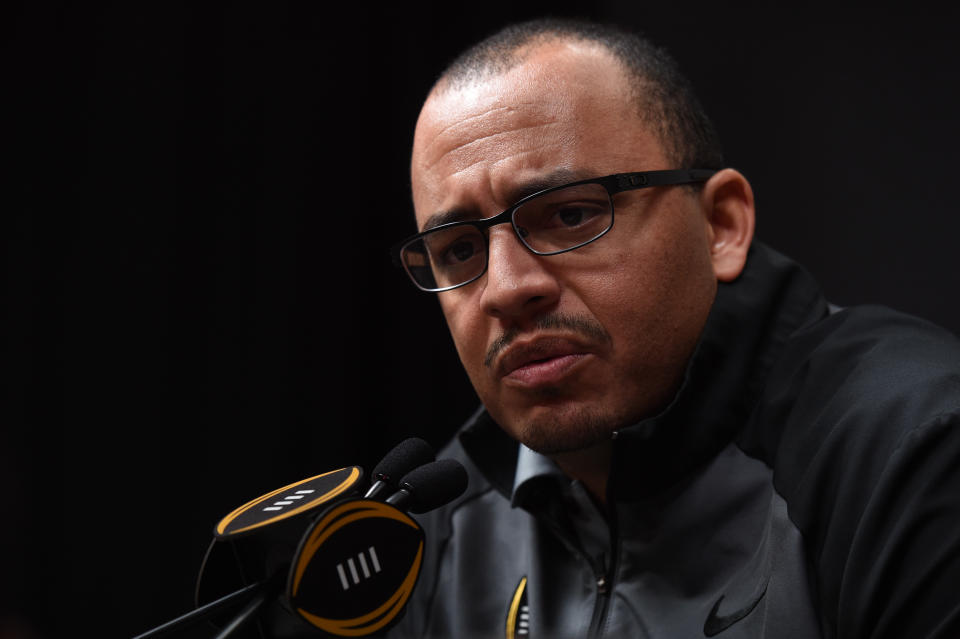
[506,168,586,203]
[420,168,589,232]
[421,208,472,232]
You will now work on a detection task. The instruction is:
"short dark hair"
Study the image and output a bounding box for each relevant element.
[434,18,724,170]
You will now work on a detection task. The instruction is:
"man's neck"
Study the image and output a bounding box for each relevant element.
[549,440,613,507]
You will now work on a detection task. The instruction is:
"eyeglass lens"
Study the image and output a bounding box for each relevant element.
[401,183,613,291]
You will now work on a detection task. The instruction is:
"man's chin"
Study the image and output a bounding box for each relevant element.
[507,403,624,456]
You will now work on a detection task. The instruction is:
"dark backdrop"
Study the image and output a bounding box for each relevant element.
[5,3,959,638]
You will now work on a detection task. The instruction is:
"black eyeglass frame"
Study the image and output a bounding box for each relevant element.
[392,168,718,292]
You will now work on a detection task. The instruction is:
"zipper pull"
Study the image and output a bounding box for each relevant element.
[594,551,610,595]
[596,575,609,595]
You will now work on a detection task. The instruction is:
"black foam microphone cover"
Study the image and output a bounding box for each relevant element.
[372,437,435,483]
[398,458,469,513]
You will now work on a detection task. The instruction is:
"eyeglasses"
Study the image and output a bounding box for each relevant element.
[392,169,717,292]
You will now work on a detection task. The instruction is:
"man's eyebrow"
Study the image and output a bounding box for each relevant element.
[420,168,588,232]
[507,168,585,203]
[421,207,473,233]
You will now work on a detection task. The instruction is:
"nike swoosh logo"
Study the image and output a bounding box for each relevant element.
[703,586,767,637]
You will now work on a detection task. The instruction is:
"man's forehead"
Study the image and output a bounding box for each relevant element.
[410,40,667,225]
[414,46,639,167]
[413,80,534,163]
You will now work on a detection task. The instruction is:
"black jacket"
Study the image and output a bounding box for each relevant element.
[390,243,960,638]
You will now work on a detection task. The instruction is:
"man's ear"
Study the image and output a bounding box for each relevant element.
[700,168,756,282]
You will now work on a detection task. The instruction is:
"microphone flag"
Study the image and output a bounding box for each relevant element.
[133,439,466,639]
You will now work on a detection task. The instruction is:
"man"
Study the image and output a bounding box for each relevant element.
[388,18,960,638]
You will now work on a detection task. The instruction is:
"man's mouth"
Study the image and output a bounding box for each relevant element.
[496,338,592,387]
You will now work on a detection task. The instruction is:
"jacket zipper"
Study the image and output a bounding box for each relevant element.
[586,508,620,639]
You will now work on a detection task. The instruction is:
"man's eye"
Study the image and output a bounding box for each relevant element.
[447,240,476,262]
[558,207,587,226]
[552,204,604,228]
[432,232,484,266]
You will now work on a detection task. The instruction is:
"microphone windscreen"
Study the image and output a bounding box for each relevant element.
[399,458,468,513]
[372,438,435,483]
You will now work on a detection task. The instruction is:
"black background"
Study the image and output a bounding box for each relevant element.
[5,2,960,638]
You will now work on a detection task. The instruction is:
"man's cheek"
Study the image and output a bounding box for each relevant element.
[448,323,486,382]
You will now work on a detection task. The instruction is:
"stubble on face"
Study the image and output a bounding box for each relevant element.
[510,399,632,455]
[483,312,610,367]
[480,311,630,455]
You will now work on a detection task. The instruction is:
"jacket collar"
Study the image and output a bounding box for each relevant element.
[459,242,828,503]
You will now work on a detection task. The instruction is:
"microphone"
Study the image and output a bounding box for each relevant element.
[384,459,469,513]
[133,439,467,639]
[364,438,435,500]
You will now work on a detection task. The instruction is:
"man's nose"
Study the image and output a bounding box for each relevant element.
[478,226,561,322]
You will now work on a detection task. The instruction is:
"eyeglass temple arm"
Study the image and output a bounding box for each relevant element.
[609,169,717,193]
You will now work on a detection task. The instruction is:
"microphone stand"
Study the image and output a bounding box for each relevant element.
[211,588,270,639]
[132,581,264,639]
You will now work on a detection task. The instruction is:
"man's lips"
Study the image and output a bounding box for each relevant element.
[495,337,592,385]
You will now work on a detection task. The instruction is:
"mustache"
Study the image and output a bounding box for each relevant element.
[483,313,611,368]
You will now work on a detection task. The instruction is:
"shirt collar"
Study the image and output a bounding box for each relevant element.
[510,444,567,508]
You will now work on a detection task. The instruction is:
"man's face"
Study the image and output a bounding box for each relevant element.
[410,41,720,454]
